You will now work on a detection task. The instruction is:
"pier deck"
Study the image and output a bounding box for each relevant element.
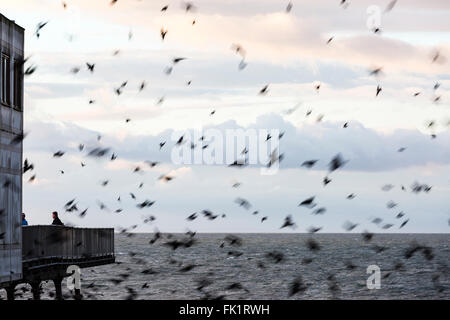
[1,225,115,299]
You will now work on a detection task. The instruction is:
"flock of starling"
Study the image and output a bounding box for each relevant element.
[4,0,449,300]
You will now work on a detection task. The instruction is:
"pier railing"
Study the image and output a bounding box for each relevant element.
[22,226,115,270]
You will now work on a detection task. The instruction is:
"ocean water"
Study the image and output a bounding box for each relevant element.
[3,233,449,300]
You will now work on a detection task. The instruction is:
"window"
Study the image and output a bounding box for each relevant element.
[1,54,11,105]
[13,59,23,109]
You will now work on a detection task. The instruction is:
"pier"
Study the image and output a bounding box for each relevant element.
[1,226,115,300]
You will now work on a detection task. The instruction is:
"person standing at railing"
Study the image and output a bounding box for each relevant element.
[21,213,28,226]
[51,211,64,226]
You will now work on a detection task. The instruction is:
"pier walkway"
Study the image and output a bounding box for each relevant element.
[1,225,115,300]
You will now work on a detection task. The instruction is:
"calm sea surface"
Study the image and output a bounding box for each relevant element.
[3,233,449,300]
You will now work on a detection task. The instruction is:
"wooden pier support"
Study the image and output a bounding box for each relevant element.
[31,281,41,300]
[74,288,83,300]
[53,277,63,300]
[6,285,15,300]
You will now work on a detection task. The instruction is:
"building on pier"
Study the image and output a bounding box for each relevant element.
[0,12,25,287]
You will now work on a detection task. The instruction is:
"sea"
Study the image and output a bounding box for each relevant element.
[2,233,449,300]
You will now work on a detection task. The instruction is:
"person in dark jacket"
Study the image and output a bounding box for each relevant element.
[52,211,64,226]
[21,213,28,226]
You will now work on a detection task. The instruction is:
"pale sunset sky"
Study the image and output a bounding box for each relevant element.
[1,0,449,233]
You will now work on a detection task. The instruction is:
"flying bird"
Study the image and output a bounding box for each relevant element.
[431,50,446,64]
[160,28,168,40]
[231,44,246,58]
[53,151,65,158]
[382,184,394,191]
[35,21,49,39]
[369,67,383,77]
[23,160,34,173]
[187,213,198,221]
[280,215,296,229]
[312,207,326,215]
[314,83,321,92]
[86,63,95,73]
[306,238,321,252]
[159,174,174,182]
[265,251,284,263]
[343,221,358,231]
[172,57,187,64]
[301,160,318,168]
[145,161,159,168]
[259,85,269,95]
[238,59,248,70]
[399,219,409,229]
[182,2,196,12]
[299,196,316,208]
[137,200,155,209]
[235,198,251,210]
[376,85,382,97]
[10,133,28,145]
[285,2,293,13]
[328,154,347,172]
[307,226,322,233]
[396,211,405,219]
[384,0,397,13]
[24,65,37,76]
[79,208,88,218]
[157,96,165,105]
[362,231,374,242]
[176,135,184,146]
[387,201,397,209]
[87,147,110,158]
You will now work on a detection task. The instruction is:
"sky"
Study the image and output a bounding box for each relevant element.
[1,0,449,233]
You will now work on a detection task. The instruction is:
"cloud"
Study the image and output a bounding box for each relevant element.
[3,0,449,233]
[23,114,450,172]
[8,0,450,75]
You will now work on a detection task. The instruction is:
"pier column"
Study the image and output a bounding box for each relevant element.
[74,288,83,300]
[6,285,15,300]
[53,277,63,300]
[30,281,41,300]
